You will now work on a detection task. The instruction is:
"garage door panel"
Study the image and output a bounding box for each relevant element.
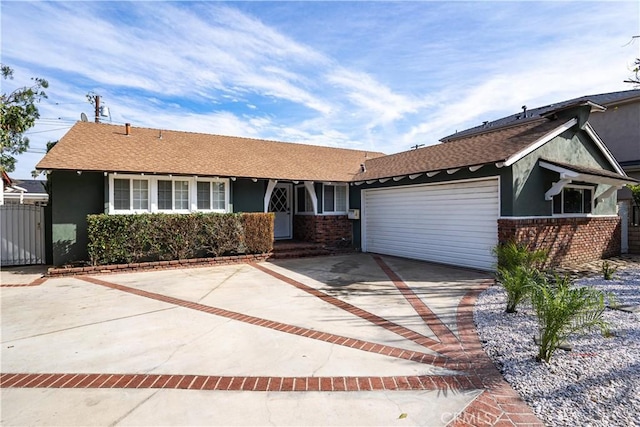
[367,227,496,242]
[363,178,499,270]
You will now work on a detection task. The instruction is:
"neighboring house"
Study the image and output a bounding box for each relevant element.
[36,101,633,270]
[1,171,49,266]
[1,171,49,205]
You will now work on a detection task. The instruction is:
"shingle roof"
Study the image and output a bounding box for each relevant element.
[356,117,562,181]
[9,179,48,194]
[539,158,637,182]
[441,89,640,142]
[36,122,385,182]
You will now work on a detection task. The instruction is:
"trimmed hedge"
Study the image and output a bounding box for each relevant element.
[87,212,274,266]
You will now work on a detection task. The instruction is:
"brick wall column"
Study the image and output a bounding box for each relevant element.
[293,215,352,245]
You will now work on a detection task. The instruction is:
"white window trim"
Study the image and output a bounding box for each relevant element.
[110,175,151,214]
[157,179,190,213]
[551,183,594,216]
[108,174,230,214]
[322,183,349,215]
[194,178,229,213]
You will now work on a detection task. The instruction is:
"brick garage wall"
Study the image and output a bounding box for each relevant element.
[498,217,621,267]
[293,215,352,245]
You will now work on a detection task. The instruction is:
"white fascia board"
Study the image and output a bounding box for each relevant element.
[539,161,580,178]
[583,123,626,176]
[540,160,632,186]
[505,118,578,167]
[574,174,633,187]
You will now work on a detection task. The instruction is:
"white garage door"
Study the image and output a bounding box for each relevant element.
[362,178,499,270]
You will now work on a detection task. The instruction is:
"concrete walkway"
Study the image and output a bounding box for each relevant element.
[1,254,542,426]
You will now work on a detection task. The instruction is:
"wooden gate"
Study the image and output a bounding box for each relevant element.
[1,204,46,266]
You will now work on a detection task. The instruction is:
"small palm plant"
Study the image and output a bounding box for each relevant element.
[530,275,609,363]
[494,241,548,313]
[496,266,542,313]
[602,260,617,280]
[493,241,548,271]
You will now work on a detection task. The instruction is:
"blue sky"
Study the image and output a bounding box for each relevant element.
[2,1,639,179]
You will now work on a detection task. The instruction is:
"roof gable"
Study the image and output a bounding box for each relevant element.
[37,122,385,182]
[356,117,563,181]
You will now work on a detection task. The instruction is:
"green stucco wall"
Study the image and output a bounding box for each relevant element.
[510,129,618,216]
[50,171,104,265]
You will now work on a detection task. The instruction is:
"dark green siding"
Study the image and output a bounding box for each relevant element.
[50,171,104,265]
[232,179,265,212]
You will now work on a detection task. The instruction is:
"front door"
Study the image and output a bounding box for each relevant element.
[269,183,292,240]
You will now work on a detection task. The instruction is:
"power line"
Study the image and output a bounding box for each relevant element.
[24,126,71,135]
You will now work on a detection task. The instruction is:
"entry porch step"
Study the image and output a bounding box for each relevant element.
[270,241,354,259]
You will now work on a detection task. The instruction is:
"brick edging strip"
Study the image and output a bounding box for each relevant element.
[446,281,544,426]
[77,276,459,370]
[0,277,47,287]
[46,254,271,277]
[373,255,461,347]
[252,263,439,348]
[0,372,478,392]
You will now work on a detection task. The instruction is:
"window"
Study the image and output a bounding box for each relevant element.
[553,186,592,215]
[132,180,149,210]
[323,184,348,213]
[113,179,130,210]
[196,180,226,211]
[109,174,229,214]
[174,180,189,210]
[157,180,172,210]
[212,182,225,210]
[296,186,314,213]
[158,180,189,210]
[197,182,211,209]
[113,178,148,211]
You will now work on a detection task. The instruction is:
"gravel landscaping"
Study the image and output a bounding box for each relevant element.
[474,268,640,427]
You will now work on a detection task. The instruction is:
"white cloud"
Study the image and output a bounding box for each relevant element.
[3,1,638,177]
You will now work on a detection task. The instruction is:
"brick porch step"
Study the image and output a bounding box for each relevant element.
[269,241,354,259]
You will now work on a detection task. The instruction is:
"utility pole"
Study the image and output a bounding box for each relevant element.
[86,92,101,123]
[94,95,100,123]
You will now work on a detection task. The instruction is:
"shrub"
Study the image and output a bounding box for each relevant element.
[530,274,610,363]
[496,266,542,313]
[87,212,273,265]
[200,213,244,257]
[241,212,274,254]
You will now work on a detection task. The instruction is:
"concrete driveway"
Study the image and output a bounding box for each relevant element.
[1,254,541,426]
